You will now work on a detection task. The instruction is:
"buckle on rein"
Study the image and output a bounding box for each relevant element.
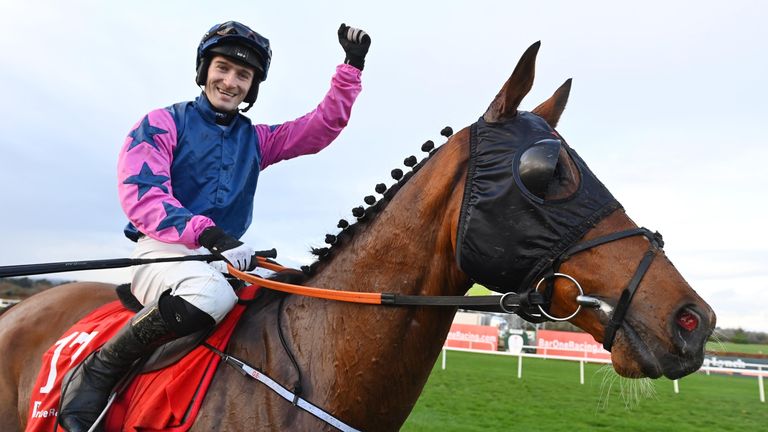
[500,273,600,322]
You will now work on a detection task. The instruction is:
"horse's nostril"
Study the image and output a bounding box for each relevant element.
[676,309,699,332]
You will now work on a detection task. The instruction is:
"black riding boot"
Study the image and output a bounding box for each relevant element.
[58,303,174,432]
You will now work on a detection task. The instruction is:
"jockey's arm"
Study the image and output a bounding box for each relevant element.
[117,110,215,249]
[256,64,363,170]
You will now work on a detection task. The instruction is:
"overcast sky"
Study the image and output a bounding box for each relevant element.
[0,1,765,332]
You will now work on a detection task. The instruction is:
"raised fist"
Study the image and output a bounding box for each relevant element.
[338,23,371,70]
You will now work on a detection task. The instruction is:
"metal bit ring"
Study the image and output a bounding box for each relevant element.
[534,272,584,321]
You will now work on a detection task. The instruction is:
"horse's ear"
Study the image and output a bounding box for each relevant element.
[531,78,572,128]
[483,41,540,123]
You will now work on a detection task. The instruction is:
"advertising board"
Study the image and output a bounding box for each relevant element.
[446,323,499,351]
[536,329,611,360]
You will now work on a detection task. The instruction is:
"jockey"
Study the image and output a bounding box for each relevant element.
[59,20,370,432]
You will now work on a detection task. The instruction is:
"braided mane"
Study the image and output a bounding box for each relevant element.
[301,127,454,276]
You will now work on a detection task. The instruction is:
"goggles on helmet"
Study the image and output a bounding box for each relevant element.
[197,21,271,80]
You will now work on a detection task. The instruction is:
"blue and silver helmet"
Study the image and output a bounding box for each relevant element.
[195,21,272,105]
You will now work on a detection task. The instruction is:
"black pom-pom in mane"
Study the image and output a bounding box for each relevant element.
[304,131,450,277]
[311,247,330,257]
[269,268,309,285]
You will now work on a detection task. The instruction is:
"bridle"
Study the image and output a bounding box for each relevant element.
[228,226,663,352]
[526,226,664,350]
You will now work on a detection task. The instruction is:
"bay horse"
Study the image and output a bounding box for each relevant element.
[0,42,715,431]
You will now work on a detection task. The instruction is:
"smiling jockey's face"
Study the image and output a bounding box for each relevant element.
[204,56,255,112]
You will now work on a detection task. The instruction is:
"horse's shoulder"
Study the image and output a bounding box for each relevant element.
[48,281,118,301]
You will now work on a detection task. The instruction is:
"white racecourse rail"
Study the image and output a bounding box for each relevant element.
[440,345,767,403]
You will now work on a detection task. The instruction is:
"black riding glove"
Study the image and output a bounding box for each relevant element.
[198,226,256,271]
[338,23,371,71]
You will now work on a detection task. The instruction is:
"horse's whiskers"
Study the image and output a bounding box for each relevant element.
[709,331,726,352]
[595,365,656,411]
[596,365,616,411]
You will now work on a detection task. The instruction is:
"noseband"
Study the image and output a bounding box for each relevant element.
[527,227,664,351]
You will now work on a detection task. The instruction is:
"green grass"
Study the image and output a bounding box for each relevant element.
[466,284,493,296]
[707,341,768,355]
[402,351,767,431]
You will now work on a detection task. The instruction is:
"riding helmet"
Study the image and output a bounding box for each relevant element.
[195,21,272,106]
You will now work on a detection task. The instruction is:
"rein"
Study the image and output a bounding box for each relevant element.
[232,226,663,351]
[229,261,551,315]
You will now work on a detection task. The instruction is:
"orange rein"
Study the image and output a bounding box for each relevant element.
[227,258,384,305]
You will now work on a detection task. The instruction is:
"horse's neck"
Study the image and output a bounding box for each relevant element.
[297,132,473,428]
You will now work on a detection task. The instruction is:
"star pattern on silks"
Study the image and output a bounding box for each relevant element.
[123,162,170,200]
[127,116,168,152]
[156,202,193,237]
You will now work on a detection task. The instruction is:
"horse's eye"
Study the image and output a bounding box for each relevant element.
[517,139,561,199]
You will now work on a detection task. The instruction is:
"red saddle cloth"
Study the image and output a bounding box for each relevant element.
[25,285,259,432]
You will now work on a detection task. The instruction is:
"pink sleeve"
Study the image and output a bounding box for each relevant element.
[117,109,214,248]
[256,64,363,169]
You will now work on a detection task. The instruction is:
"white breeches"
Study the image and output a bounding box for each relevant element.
[130,236,238,323]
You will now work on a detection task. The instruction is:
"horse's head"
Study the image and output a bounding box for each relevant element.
[453,42,715,379]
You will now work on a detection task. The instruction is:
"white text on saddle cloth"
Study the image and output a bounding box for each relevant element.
[27,330,100,428]
[39,331,99,394]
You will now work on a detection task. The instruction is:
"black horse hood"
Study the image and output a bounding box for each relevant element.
[456,111,621,293]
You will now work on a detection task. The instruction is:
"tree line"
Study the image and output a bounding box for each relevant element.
[0,277,70,298]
